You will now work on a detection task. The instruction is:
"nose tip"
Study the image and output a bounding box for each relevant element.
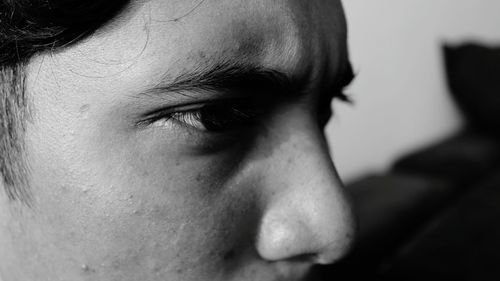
[256,184,355,265]
[254,122,355,265]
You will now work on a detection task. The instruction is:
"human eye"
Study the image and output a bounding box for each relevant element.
[142,99,264,134]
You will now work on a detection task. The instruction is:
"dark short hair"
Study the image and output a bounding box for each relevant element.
[0,0,129,203]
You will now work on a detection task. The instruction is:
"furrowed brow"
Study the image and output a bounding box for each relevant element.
[138,60,306,99]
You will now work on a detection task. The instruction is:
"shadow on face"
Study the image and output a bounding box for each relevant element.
[0,0,355,280]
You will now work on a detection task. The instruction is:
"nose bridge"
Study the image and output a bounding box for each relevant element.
[256,123,355,264]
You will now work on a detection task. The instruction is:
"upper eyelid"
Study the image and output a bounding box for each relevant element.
[138,98,237,124]
[137,97,262,126]
[136,104,200,126]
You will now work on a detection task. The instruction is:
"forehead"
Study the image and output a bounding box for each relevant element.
[56,0,347,88]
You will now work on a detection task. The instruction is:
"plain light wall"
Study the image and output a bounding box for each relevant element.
[327,0,500,182]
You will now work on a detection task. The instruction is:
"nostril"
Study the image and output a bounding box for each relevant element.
[284,253,320,263]
[314,227,356,265]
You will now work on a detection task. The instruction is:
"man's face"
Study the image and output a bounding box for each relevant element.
[0,0,354,280]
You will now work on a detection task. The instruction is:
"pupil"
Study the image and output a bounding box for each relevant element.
[199,104,254,132]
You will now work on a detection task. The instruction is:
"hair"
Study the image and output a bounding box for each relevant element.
[0,0,129,203]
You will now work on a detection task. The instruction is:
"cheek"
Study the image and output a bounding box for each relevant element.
[27,126,259,281]
[75,164,259,281]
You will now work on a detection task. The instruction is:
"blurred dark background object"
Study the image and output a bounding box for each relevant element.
[445,44,500,136]
[322,43,500,281]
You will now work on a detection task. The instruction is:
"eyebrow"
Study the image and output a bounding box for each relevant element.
[138,59,355,101]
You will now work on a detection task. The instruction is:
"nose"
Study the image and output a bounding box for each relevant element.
[255,118,355,265]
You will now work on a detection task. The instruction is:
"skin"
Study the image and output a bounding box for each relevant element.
[0,0,355,280]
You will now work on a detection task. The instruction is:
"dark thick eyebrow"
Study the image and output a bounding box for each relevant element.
[139,61,305,100]
[139,59,355,101]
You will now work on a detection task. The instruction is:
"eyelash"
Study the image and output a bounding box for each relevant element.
[144,90,349,133]
[146,100,262,133]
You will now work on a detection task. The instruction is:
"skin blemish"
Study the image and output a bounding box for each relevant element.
[82,186,90,194]
[79,104,90,113]
[79,104,91,119]
[81,264,96,274]
[226,20,266,61]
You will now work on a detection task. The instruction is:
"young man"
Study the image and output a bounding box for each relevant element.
[0,0,355,280]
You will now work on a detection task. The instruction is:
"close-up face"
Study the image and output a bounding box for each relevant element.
[0,0,354,280]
